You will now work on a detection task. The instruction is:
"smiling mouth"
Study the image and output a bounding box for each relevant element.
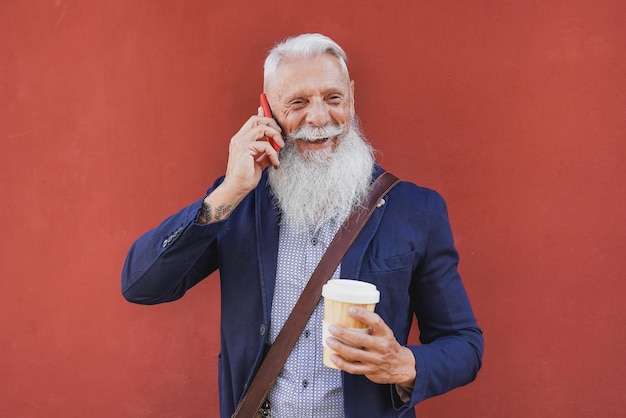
[305,137,331,144]
[311,137,330,144]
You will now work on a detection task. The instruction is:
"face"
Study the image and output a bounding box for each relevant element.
[264,53,354,154]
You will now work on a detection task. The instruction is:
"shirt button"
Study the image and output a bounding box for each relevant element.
[304,329,310,338]
[311,238,318,245]
[302,379,309,388]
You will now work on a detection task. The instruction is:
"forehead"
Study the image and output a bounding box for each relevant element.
[267,54,351,98]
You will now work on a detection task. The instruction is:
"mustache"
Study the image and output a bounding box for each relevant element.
[284,124,346,142]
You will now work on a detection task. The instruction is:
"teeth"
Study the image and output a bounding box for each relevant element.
[300,136,331,144]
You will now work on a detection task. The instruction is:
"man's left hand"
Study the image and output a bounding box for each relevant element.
[326,307,416,388]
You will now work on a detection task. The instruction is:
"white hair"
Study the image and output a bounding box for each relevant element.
[264,33,349,81]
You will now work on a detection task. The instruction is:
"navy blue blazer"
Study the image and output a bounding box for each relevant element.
[122,165,483,417]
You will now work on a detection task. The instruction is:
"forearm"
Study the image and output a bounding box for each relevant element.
[122,171,259,302]
[196,173,262,224]
[196,182,247,224]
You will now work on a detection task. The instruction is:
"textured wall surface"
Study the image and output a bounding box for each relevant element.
[1,1,625,416]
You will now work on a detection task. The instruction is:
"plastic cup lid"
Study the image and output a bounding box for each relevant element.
[322,279,380,304]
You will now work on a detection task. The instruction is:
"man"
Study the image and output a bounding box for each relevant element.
[122,33,483,417]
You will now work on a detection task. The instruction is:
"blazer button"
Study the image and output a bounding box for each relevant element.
[259,324,266,336]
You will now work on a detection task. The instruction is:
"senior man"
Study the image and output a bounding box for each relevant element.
[122,33,483,417]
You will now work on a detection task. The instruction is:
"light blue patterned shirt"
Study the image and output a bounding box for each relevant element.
[267,214,347,417]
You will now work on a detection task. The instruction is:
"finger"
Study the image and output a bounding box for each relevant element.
[248,140,280,168]
[240,113,279,134]
[328,324,373,349]
[348,308,390,336]
[264,130,285,149]
[329,352,370,374]
[230,115,283,168]
[326,341,377,377]
[251,125,283,143]
[251,125,284,151]
[326,334,377,363]
[253,150,277,168]
[255,105,283,137]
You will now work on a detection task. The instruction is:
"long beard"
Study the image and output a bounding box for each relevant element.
[267,120,375,230]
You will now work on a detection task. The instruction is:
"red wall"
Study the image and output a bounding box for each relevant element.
[2,1,625,416]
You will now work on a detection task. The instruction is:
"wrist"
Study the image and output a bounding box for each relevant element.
[397,346,417,388]
[196,187,243,224]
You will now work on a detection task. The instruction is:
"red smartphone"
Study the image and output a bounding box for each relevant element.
[260,93,281,152]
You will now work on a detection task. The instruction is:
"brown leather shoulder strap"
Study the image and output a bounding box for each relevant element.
[232,171,400,417]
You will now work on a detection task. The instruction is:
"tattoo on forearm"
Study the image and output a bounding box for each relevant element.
[198,201,213,224]
[214,203,234,221]
[198,201,235,224]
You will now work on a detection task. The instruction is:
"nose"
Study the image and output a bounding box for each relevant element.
[305,98,331,127]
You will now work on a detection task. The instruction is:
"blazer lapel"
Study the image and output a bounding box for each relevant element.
[341,165,389,279]
[255,172,280,324]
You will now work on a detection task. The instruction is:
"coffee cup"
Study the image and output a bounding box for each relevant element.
[321,279,380,369]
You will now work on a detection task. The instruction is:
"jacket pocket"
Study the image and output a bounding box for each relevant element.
[366,250,419,273]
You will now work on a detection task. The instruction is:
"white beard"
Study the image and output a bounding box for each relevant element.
[267,120,375,230]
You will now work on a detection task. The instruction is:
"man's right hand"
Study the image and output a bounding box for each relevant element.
[198,108,283,224]
[223,107,283,194]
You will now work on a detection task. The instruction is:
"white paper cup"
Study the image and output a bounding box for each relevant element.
[322,279,380,368]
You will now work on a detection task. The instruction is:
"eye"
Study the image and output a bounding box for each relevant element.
[289,99,307,109]
[326,94,344,104]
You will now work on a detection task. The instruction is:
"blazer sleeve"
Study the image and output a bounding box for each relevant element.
[121,179,226,305]
[406,191,484,405]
